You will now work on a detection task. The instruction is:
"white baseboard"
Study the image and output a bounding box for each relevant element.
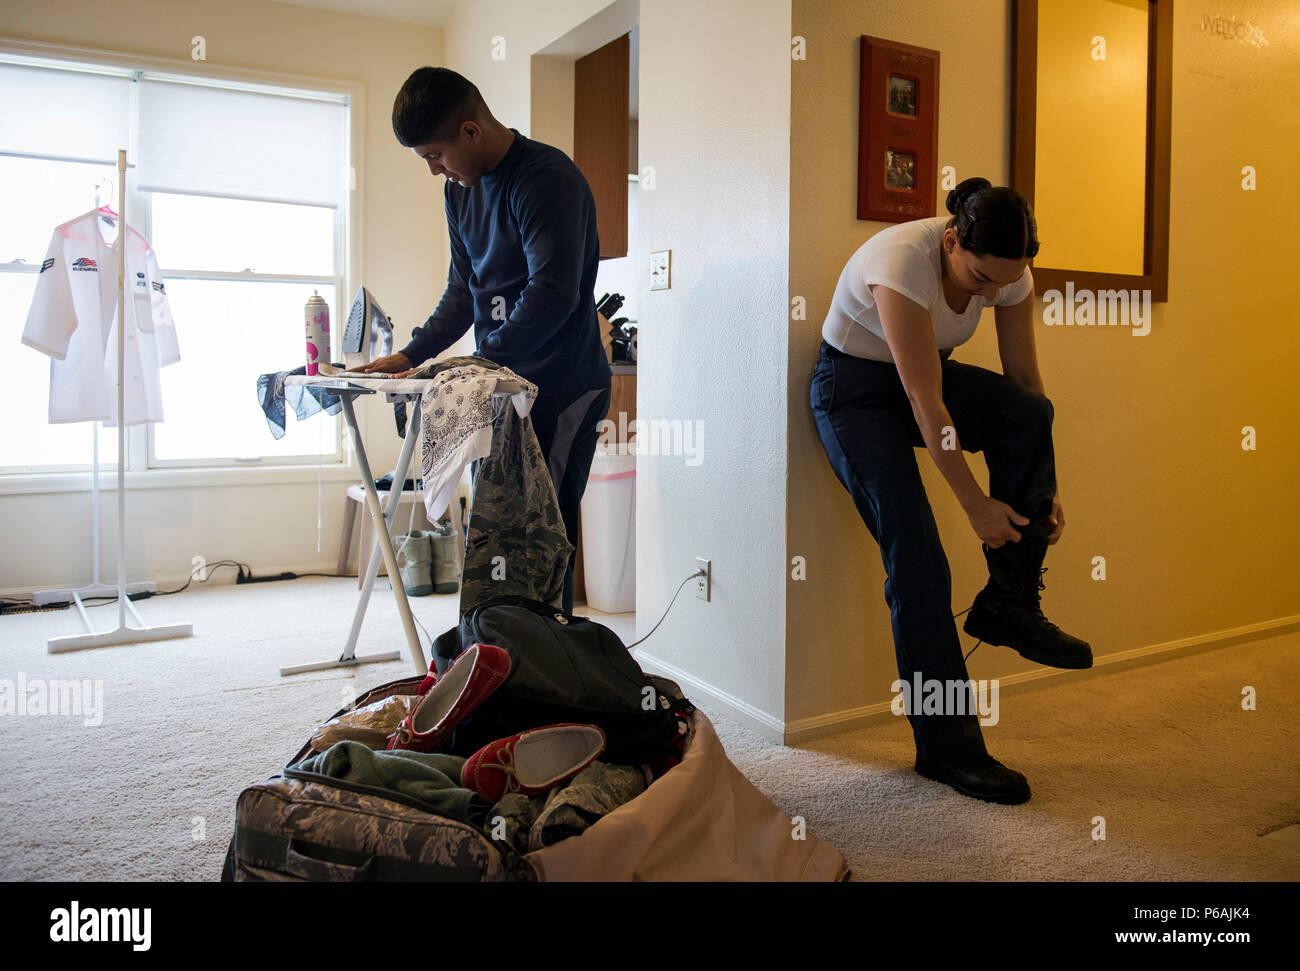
[639,612,1300,747]
[0,560,352,603]
[782,612,1300,745]
[633,648,787,742]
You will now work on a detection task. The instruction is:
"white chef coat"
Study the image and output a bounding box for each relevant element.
[822,216,1034,363]
[21,209,181,425]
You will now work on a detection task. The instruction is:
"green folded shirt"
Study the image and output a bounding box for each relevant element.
[292,740,485,826]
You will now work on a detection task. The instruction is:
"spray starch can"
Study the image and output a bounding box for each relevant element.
[305,291,330,376]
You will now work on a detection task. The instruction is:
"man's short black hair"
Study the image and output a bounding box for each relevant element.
[392,67,485,147]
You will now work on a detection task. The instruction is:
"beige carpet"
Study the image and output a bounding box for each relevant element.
[0,576,1295,881]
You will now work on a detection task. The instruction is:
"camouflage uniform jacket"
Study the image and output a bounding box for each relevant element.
[408,356,572,615]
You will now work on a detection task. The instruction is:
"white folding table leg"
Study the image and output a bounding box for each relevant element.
[341,402,421,660]
[280,393,425,676]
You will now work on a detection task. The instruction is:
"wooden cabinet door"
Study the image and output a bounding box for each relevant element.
[574,34,629,260]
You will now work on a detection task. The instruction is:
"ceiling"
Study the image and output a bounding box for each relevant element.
[267,0,459,28]
[269,1,639,119]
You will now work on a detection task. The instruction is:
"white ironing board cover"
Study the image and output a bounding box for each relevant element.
[285,372,532,412]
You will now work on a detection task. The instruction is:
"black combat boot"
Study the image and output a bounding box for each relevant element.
[963,527,1093,669]
[915,754,1032,805]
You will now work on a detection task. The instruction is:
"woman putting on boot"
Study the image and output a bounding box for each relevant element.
[810,177,1091,805]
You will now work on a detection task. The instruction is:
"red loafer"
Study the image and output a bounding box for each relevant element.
[415,659,439,697]
[388,643,511,753]
[462,723,607,803]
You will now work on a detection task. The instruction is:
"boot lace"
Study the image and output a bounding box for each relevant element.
[1011,566,1048,602]
[1011,567,1062,632]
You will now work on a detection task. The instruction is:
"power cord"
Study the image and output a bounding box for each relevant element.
[616,570,985,659]
[0,599,66,616]
[618,570,982,661]
[0,560,252,613]
[410,610,434,650]
[90,559,250,605]
[161,559,249,596]
[625,568,705,650]
[365,574,435,658]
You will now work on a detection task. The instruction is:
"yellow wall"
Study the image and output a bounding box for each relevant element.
[1035,0,1148,274]
[787,0,1300,730]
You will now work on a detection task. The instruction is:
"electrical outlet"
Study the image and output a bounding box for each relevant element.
[696,558,711,602]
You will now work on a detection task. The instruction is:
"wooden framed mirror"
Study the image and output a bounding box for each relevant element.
[1011,0,1172,300]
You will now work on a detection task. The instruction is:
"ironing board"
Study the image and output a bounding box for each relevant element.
[278,372,527,677]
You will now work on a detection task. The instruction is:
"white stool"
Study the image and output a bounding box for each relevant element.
[338,483,463,589]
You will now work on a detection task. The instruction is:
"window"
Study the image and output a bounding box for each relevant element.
[149,195,337,463]
[0,53,352,475]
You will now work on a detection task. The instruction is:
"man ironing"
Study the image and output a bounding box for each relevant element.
[357,67,612,616]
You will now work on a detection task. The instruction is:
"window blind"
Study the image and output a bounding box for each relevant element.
[137,78,345,208]
[0,63,131,163]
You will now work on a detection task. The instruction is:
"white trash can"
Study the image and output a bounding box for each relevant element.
[581,447,636,613]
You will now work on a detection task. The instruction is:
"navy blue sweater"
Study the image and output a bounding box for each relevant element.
[400,129,611,395]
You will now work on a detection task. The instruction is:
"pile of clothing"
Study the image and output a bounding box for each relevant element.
[297,641,682,854]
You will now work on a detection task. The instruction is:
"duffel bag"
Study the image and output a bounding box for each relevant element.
[220,675,535,883]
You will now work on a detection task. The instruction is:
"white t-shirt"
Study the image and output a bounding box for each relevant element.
[22,209,180,425]
[821,216,1033,363]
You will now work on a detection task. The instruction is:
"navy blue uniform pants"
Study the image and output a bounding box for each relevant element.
[810,340,1056,761]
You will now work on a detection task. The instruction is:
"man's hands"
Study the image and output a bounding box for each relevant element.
[352,352,416,377]
[965,492,1066,548]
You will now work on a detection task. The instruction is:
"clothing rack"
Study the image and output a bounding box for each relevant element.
[39,149,193,653]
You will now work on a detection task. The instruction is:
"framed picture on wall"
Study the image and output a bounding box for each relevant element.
[858,35,940,222]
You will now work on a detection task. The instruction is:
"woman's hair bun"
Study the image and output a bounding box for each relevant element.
[945,176,992,215]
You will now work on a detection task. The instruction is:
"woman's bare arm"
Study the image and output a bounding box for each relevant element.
[873,284,1029,547]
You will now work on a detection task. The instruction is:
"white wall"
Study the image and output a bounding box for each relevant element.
[442,0,793,733]
[631,0,792,729]
[441,0,617,128]
[0,0,444,593]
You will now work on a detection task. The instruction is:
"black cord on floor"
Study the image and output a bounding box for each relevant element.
[76,560,249,607]
[2,563,404,617]
[0,601,67,616]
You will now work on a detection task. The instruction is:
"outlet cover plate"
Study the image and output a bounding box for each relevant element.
[650,250,671,290]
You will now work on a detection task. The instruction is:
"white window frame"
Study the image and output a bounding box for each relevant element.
[0,37,364,496]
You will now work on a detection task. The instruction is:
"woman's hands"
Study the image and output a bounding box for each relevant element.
[1046,492,1064,544]
[965,495,1030,548]
[965,492,1065,547]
